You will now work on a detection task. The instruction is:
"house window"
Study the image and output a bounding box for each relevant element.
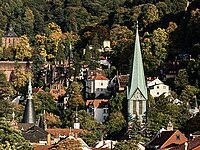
[133,101,136,113]
[157,86,159,89]
[163,86,166,89]
[157,92,159,95]
[149,86,154,89]
[103,109,108,113]
[139,101,143,115]
[176,135,180,140]
[101,82,103,86]
[103,116,107,121]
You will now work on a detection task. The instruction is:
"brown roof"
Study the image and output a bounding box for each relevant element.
[87,70,105,78]
[92,148,109,150]
[148,131,175,147]
[18,123,48,143]
[18,123,35,131]
[34,145,51,150]
[46,128,83,138]
[94,74,109,80]
[170,137,200,150]
[49,136,82,150]
[147,130,187,149]
[32,88,44,93]
[86,99,109,108]
[117,75,129,88]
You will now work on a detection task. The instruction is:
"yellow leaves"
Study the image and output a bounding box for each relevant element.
[166,22,177,33]
[16,35,32,61]
[49,32,62,40]
[63,31,80,43]
[35,34,47,45]
[45,111,61,128]
[12,68,32,90]
[142,4,159,27]
[110,24,133,48]
[191,8,200,18]
[48,22,62,34]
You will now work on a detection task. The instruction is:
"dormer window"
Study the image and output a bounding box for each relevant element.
[176,134,180,140]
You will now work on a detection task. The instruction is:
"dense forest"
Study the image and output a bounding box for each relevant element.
[0,0,199,78]
[0,0,200,148]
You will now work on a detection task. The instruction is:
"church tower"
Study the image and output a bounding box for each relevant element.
[22,77,36,124]
[74,106,80,129]
[127,22,148,124]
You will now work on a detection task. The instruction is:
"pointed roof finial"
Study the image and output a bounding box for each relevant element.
[75,106,79,123]
[136,20,139,29]
[28,77,32,100]
[74,106,80,129]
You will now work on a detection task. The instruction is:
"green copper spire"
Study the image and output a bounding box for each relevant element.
[127,22,147,100]
[127,22,148,123]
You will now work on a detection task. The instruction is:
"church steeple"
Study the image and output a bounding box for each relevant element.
[22,77,36,124]
[127,21,148,123]
[74,106,80,129]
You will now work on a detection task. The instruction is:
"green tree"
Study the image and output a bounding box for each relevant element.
[142,4,159,27]
[174,69,189,94]
[106,111,126,138]
[0,119,32,149]
[33,91,59,115]
[3,46,15,61]
[142,28,169,75]
[67,81,85,109]
[15,35,32,61]
[0,72,15,99]
[179,85,200,104]
[22,7,35,35]
[110,24,134,72]
[77,110,106,147]
[110,92,126,112]
[32,53,46,87]
[10,65,31,93]
[113,139,139,150]
[147,94,190,137]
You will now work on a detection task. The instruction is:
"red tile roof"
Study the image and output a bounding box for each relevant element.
[46,128,83,138]
[94,74,109,80]
[86,99,109,108]
[147,130,187,149]
[92,148,109,150]
[170,137,200,150]
[33,145,51,150]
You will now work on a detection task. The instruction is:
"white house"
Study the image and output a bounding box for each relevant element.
[147,78,170,98]
[86,74,110,98]
[86,99,109,123]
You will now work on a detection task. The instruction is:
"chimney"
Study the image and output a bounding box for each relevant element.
[184,142,188,150]
[75,132,78,139]
[167,121,173,131]
[47,133,51,145]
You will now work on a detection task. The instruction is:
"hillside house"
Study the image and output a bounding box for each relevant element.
[86,74,110,99]
[147,77,170,98]
[86,99,109,123]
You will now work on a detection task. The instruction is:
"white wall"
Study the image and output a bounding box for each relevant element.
[94,107,109,122]
[148,78,170,97]
[94,80,109,97]
[86,78,110,98]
